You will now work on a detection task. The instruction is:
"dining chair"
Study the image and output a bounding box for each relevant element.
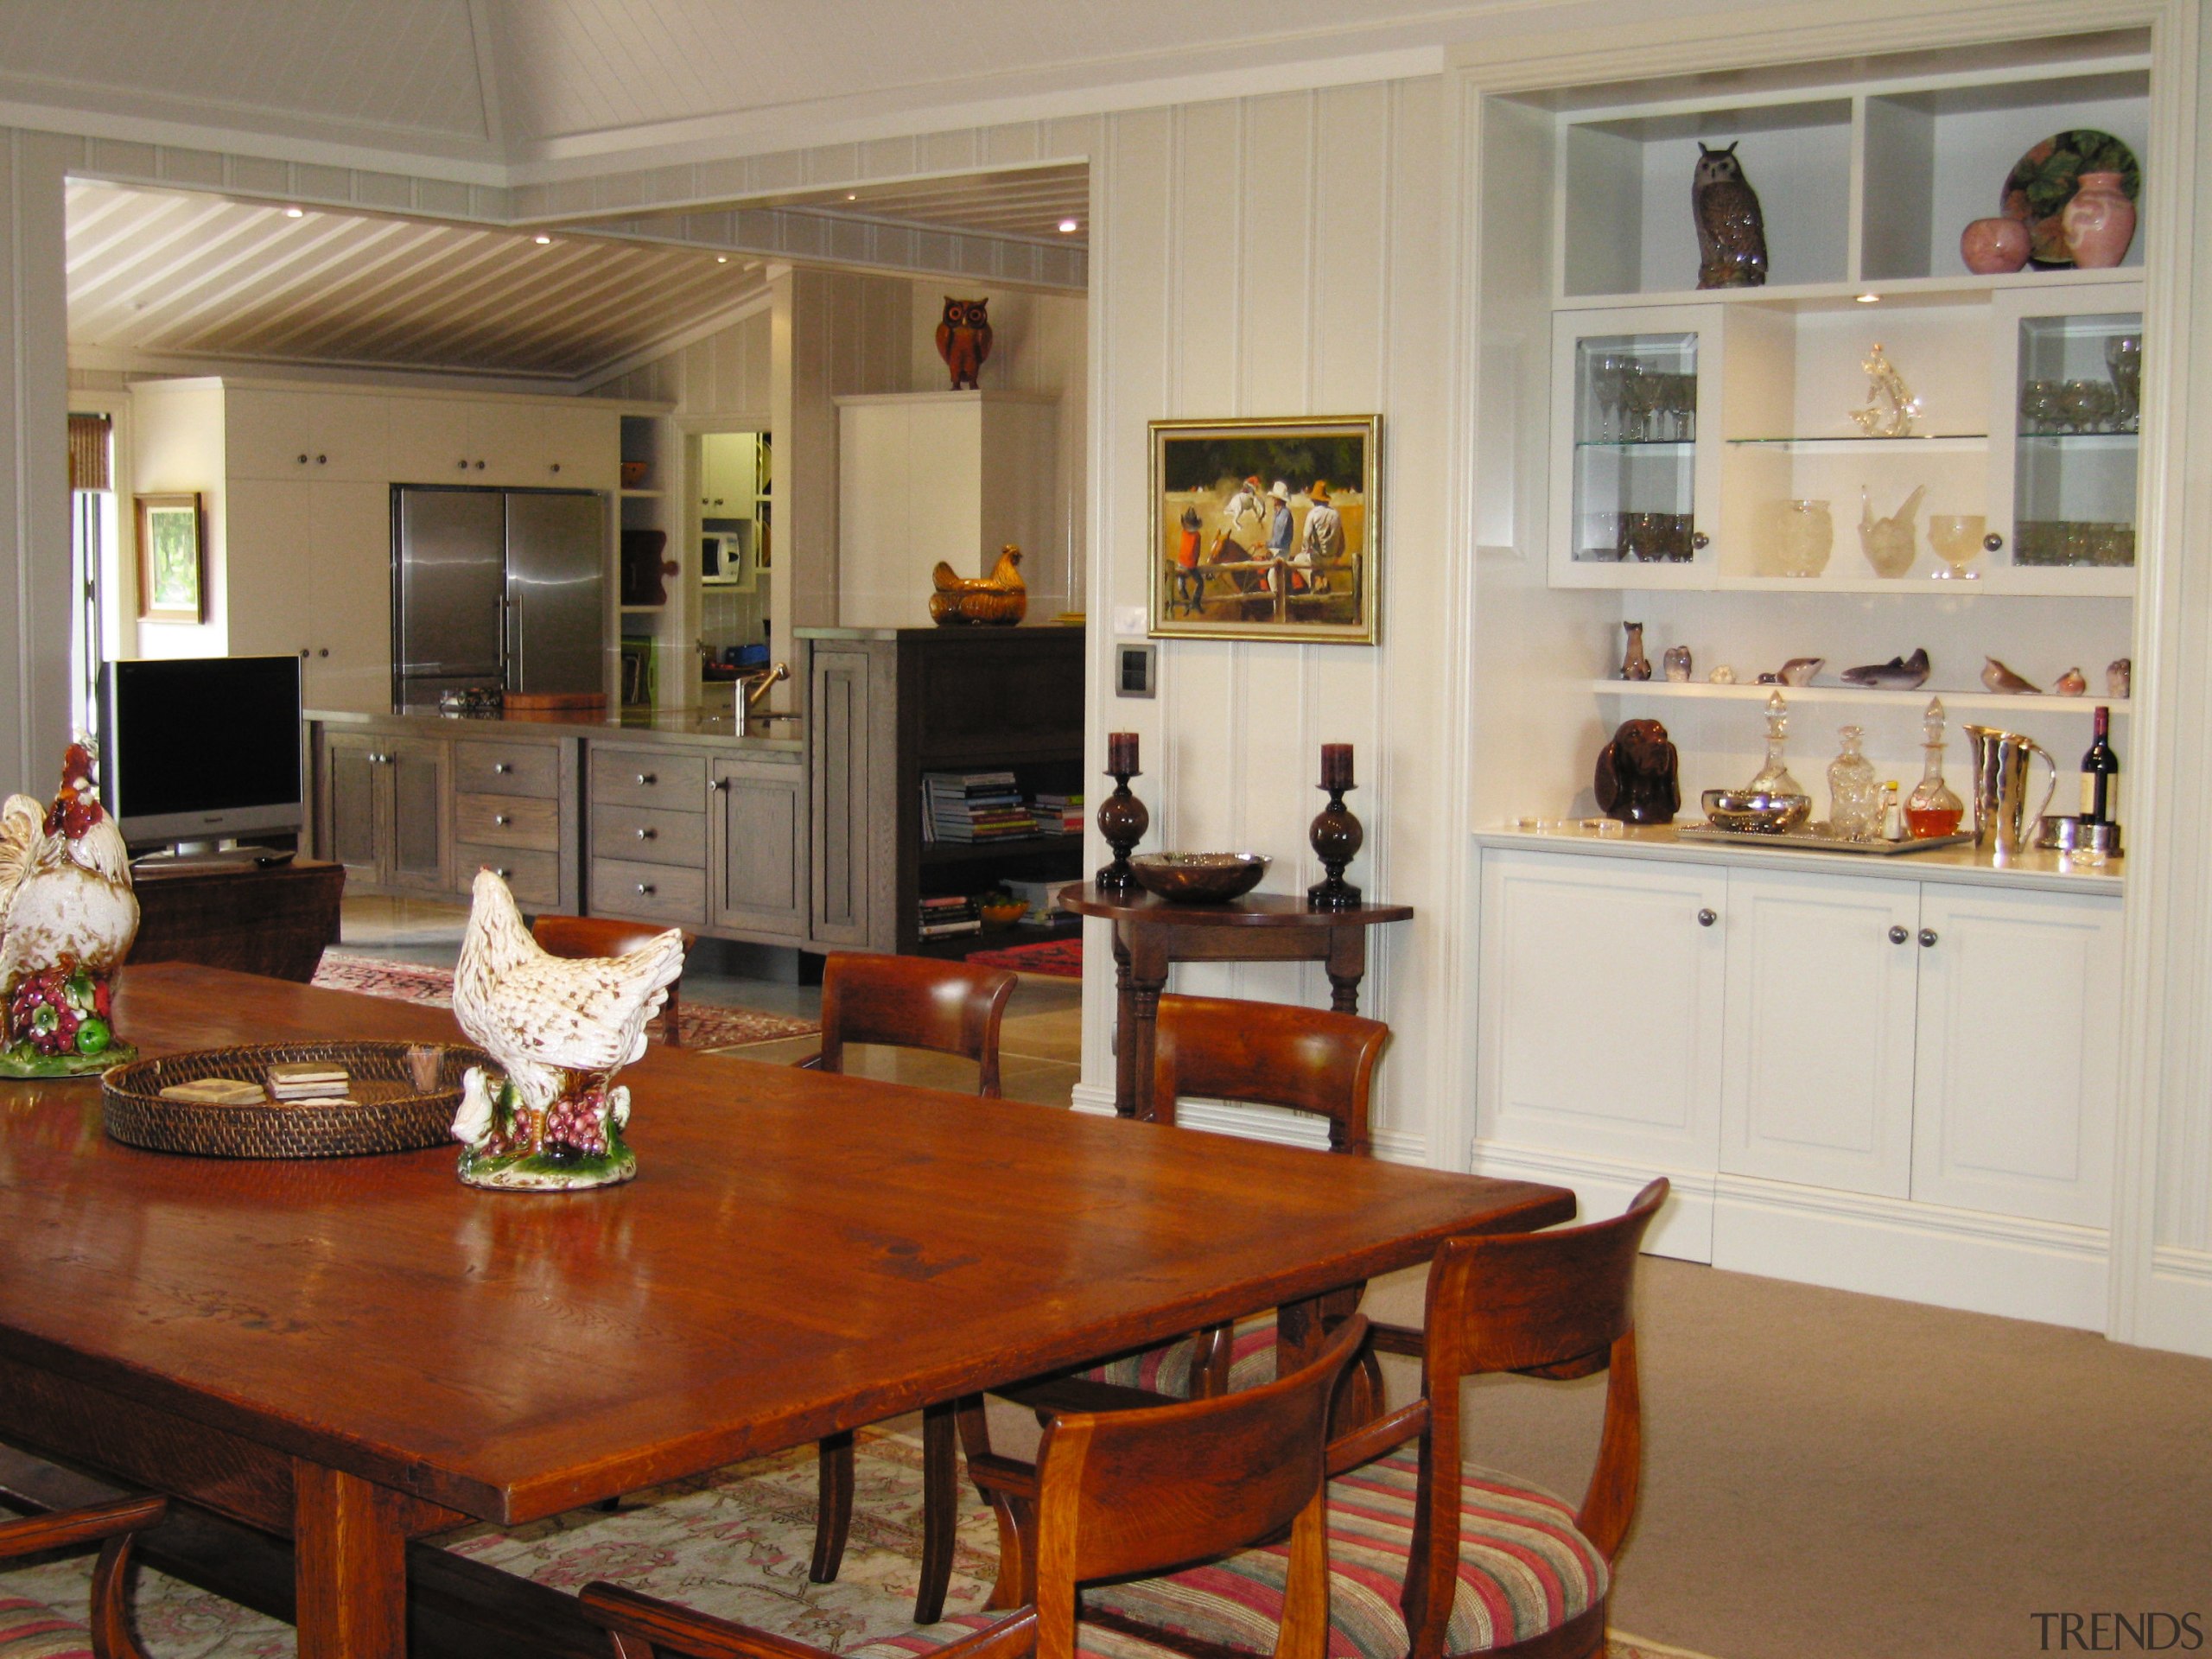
[577,1316,1370,1659]
[800,951,1019,1621]
[1079,1179,1670,1659]
[531,915,696,1046]
[0,1493,168,1659]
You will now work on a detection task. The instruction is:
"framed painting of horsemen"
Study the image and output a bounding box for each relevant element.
[1149,415,1380,645]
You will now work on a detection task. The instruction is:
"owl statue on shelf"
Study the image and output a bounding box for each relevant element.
[934,297,993,390]
[1692,142,1768,289]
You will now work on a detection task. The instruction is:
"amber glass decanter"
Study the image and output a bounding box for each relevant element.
[1904,696,1967,837]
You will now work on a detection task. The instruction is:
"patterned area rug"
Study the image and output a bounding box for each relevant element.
[310,950,821,1051]
[0,1433,1714,1659]
[963,936,1083,979]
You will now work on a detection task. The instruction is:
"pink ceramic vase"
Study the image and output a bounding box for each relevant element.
[1960,216,2031,275]
[2062,171,2136,268]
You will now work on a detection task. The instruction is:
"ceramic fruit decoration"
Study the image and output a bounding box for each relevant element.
[448,868,684,1192]
[1960,216,2031,275]
[929,543,1027,626]
[1692,142,1768,289]
[2001,130,2140,268]
[0,743,140,1077]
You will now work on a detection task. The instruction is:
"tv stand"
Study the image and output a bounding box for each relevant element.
[127,858,341,983]
[131,847,296,876]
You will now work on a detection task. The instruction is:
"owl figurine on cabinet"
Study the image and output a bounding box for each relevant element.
[934,297,993,390]
[1692,142,1768,289]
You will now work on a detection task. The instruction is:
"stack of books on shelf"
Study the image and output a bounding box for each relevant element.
[1031,791,1084,835]
[917,894,982,939]
[923,770,1035,843]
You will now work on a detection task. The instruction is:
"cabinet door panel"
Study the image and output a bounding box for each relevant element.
[322,734,382,883]
[472,404,543,488]
[225,389,312,481]
[1912,886,2120,1225]
[386,397,474,485]
[223,478,315,660]
[1478,851,1726,1170]
[305,392,388,483]
[385,739,449,893]
[307,481,393,710]
[542,404,618,492]
[713,760,806,938]
[1720,868,1918,1197]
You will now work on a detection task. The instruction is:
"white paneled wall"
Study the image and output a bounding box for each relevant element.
[592,299,774,422]
[1084,82,1452,1163]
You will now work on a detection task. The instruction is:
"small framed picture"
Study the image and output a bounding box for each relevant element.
[1149,416,1380,645]
[135,493,206,624]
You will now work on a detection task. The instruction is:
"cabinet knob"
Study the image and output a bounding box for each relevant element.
[1919,928,1938,948]
[711,778,729,793]
[296,453,309,465]
[1696,908,1717,927]
[494,867,512,879]
[1889,925,1909,944]
[457,459,470,470]
[493,762,512,773]
[317,648,329,658]
[493,814,511,826]
[1983,532,2005,553]
[1691,531,1710,550]
[299,647,311,658]
[636,882,656,896]
[635,826,656,840]
[474,459,486,470]
[550,462,562,474]
[635,772,656,785]
[315,454,327,466]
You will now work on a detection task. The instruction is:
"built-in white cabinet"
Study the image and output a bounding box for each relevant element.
[226,388,390,483]
[225,476,391,709]
[386,396,619,490]
[1476,846,2121,1310]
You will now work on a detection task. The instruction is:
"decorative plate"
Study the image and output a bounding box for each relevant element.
[2000,130,2140,267]
[102,1039,489,1159]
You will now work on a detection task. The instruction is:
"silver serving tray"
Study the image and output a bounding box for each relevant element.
[1676,824,1974,855]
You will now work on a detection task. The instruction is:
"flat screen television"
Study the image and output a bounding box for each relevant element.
[99,655,303,846]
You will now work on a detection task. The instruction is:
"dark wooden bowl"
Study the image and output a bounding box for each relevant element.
[1130,852,1271,903]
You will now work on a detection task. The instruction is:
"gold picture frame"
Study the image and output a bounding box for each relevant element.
[135,493,206,624]
[1149,415,1380,645]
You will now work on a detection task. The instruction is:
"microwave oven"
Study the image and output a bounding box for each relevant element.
[702,531,747,586]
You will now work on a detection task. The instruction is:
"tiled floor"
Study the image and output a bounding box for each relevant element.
[338,894,1084,1106]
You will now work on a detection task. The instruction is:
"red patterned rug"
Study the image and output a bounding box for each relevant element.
[311,950,821,1051]
[963,936,1083,979]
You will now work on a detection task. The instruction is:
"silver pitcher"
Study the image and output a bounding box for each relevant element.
[1962,724,2060,856]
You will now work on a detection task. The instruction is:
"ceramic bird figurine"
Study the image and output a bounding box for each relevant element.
[929,544,1027,626]
[2054,666,2088,696]
[1981,657,2042,695]
[1756,657,1824,687]
[449,869,684,1192]
[1840,648,1932,690]
[1692,142,1768,289]
[934,297,993,390]
[0,743,139,1077]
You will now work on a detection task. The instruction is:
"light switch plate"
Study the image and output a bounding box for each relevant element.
[1114,605,1148,637]
[1116,643,1158,698]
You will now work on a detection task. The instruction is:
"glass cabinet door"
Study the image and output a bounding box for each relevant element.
[2012,310,2140,571]
[1549,306,1720,588]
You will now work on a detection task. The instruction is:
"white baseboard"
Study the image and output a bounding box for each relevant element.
[2139,1246,2212,1357]
[1470,1143,1715,1262]
[1069,1082,1118,1117]
[1069,1088,1427,1163]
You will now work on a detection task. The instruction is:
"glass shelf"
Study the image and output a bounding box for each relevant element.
[2017,431,2139,448]
[1575,439,1696,452]
[1725,435,1988,453]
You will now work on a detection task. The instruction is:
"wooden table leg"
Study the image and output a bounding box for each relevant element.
[293,1462,412,1659]
[1324,925,1369,1015]
[914,1402,957,1624]
[1110,928,1137,1118]
[1122,927,1171,1123]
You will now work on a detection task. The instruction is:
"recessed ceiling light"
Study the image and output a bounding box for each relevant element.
[533,234,552,245]
[1855,291,1881,303]
[845,193,858,202]
[715,254,728,264]
[1058,218,1080,234]
[283,207,304,219]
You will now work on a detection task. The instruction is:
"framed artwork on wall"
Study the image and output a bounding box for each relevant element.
[1148,415,1380,644]
[134,493,206,624]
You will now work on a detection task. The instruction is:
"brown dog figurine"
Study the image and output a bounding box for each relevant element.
[1594,718,1681,825]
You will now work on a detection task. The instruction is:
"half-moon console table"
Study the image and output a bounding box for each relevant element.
[1058,883,1414,1122]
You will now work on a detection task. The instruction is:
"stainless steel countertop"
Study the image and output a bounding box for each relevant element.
[1471,822,2123,896]
[308,706,804,754]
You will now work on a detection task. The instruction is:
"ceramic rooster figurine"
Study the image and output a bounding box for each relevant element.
[448,868,684,1191]
[929,543,1027,626]
[0,743,140,1077]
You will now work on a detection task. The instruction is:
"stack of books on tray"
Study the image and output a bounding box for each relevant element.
[923,770,1034,842]
[1031,791,1084,835]
[918,894,982,938]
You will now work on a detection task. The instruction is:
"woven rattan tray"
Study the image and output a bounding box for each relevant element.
[102,1040,491,1160]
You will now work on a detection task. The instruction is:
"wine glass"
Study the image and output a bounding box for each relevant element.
[2105,334,2142,432]
[1588,354,1625,442]
[2019,379,2061,435]
[1927,513,1986,580]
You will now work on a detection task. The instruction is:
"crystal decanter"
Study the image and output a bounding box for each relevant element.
[1904,696,1967,837]
[1827,724,1882,841]
[1745,691,1804,798]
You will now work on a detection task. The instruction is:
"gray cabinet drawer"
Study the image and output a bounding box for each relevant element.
[453,740,559,798]
[591,745,707,810]
[456,791,562,851]
[592,802,707,868]
[590,856,707,925]
[454,843,560,908]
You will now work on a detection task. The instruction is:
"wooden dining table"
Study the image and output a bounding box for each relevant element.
[0,963,1574,1659]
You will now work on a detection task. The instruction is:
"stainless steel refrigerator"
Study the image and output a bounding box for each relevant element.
[391,486,606,708]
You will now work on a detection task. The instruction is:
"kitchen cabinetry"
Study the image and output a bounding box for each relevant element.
[226,477,391,709]
[450,734,579,912]
[387,397,620,491]
[226,388,389,483]
[320,731,449,895]
[711,756,807,940]
[1474,842,2120,1324]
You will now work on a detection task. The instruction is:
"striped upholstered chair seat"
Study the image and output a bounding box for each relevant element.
[855,1609,1203,1659]
[0,1588,100,1659]
[1079,1311,1280,1396]
[1079,1452,1607,1657]
[0,1495,168,1659]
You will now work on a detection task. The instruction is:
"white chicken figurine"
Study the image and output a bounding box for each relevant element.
[449,868,684,1191]
[0,742,140,1077]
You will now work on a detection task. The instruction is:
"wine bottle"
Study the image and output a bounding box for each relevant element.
[2080,706,2120,825]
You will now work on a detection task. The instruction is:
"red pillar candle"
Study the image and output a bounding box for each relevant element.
[1320,743,1354,791]
[1108,732,1140,774]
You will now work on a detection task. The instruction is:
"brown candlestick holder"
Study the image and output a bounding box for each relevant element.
[1307,782,1363,910]
[1096,766,1149,893]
